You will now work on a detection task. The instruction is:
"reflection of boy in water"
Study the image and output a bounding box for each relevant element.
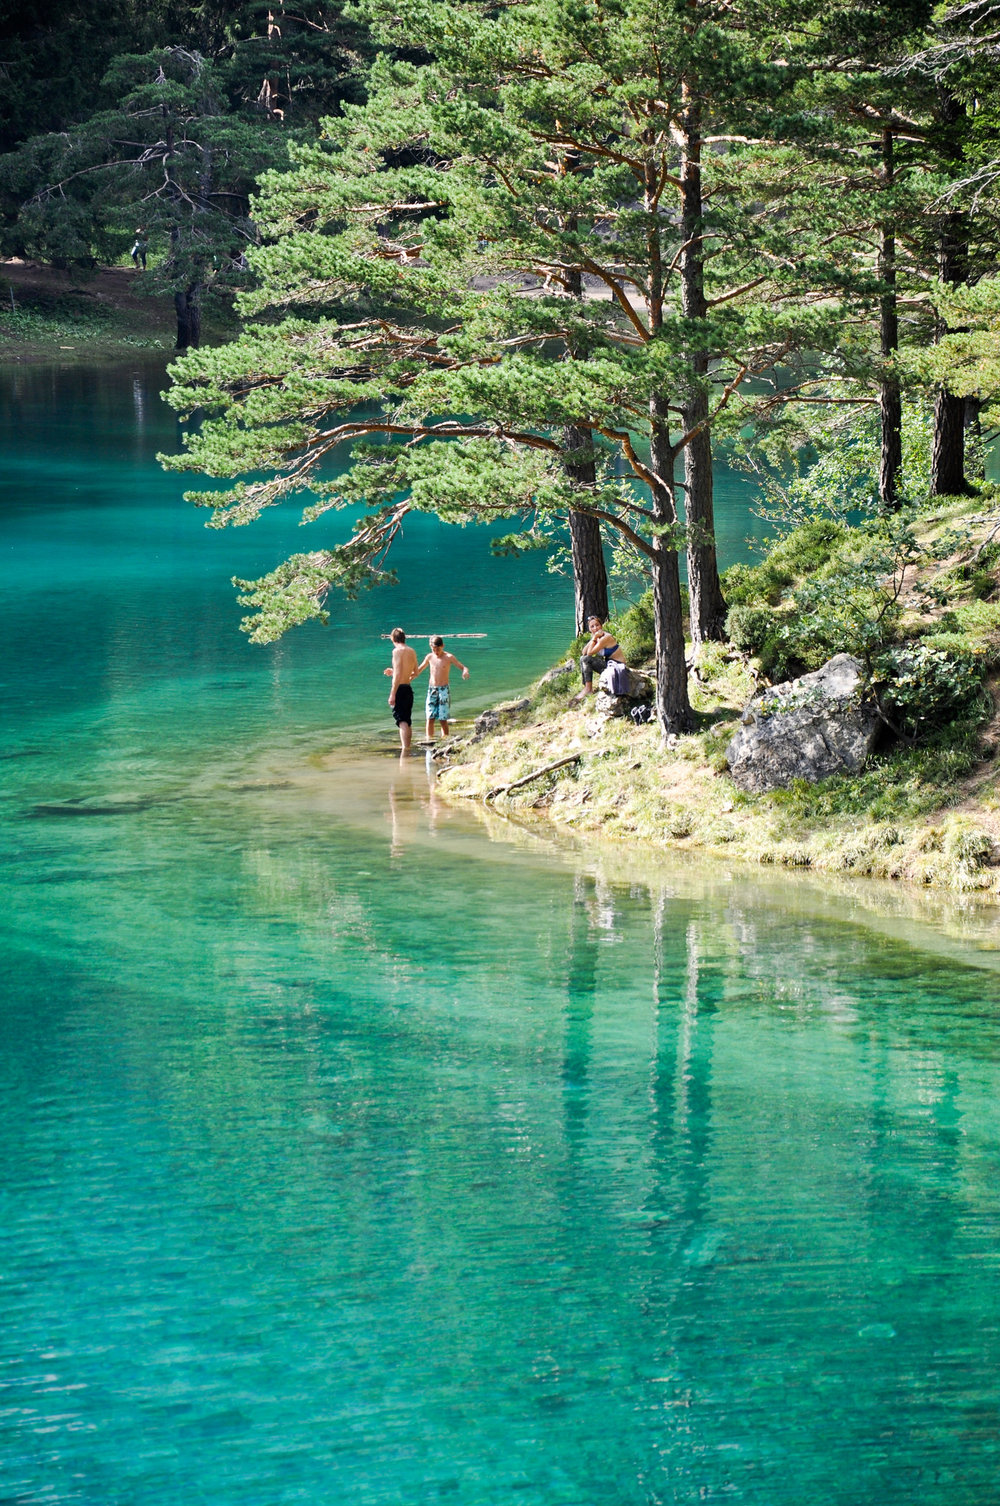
[383,627,418,753]
[414,635,469,740]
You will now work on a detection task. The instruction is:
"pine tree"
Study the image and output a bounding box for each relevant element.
[166,0,824,731]
[0,1,368,347]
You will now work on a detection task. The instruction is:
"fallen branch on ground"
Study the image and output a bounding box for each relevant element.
[484,754,581,803]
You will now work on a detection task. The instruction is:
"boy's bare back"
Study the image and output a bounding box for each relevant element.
[391,642,419,685]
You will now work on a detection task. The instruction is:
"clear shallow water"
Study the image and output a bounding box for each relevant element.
[3,364,1000,1505]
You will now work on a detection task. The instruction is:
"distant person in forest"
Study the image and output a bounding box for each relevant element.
[414,636,470,740]
[580,615,626,693]
[130,230,148,270]
[384,627,418,753]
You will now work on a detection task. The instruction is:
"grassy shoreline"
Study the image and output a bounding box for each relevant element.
[438,696,1000,895]
[437,498,1000,900]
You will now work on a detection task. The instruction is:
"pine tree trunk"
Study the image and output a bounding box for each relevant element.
[930,207,971,496]
[878,128,903,512]
[562,239,609,634]
[680,89,727,643]
[568,510,608,634]
[643,151,692,732]
[563,427,608,632]
[930,92,971,497]
[188,285,202,349]
[931,387,968,495]
[650,394,693,734]
[174,283,203,351]
[174,289,191,351]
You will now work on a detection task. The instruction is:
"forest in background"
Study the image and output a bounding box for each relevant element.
[4,0,1000,740]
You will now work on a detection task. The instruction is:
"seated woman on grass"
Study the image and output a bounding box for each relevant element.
[580,615,626,694]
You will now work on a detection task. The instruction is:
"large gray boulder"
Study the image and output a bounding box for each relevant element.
[726,653,880,793]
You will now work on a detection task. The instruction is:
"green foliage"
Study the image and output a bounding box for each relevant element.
[970,570,997,601]
[491,530,554,558]
[721,519,848,606]
[939,597,1000,636]
[787,557,901,665]
[0,291,163,349]
[0,0,369,335]
[720,561,770,608]
[0,0,170,154]
[918,602,1000,673]
[726,604,779,656]
[610,591,656,665]
[730,514,939,679]
[0,46,287,293]
[155,0,884,731]
[942,819,996,871]
[530,666,576,710]
[911,277,1000,428]
[732,402,936,527]
[874,642,990,741]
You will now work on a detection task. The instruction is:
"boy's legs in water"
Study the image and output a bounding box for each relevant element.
[393,683,414,753]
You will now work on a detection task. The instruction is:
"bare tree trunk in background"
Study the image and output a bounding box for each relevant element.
[174,283,202,350]
[878,127,903,512]
[564,427,609,632]
[257,8,284,118]
[562,221,609,634]
[931,90,972,497]
[680,87,727,642]
[650,394,693,733]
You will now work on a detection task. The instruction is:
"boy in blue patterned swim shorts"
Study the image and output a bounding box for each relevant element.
[414,636,470,740]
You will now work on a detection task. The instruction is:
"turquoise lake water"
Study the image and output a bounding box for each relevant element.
[4,361,1000,1505]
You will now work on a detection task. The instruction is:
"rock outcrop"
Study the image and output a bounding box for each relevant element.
[594,665,654,718]
[726,653,880,793]
[536,659,574,687]
[471,698,531,741]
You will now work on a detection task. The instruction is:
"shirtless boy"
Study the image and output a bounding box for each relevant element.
[414,636,470,740]
[383,627,419,752]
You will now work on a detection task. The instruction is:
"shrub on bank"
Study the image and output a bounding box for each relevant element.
[721,519,848,607]
[611,590,657,664]
[873,643,990,741]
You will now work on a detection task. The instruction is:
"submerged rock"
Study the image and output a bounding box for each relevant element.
[29,798,154,817]
[726,653,880,794]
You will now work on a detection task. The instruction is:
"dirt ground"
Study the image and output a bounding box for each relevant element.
[2,257,151,308]
[1,259,179,363]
